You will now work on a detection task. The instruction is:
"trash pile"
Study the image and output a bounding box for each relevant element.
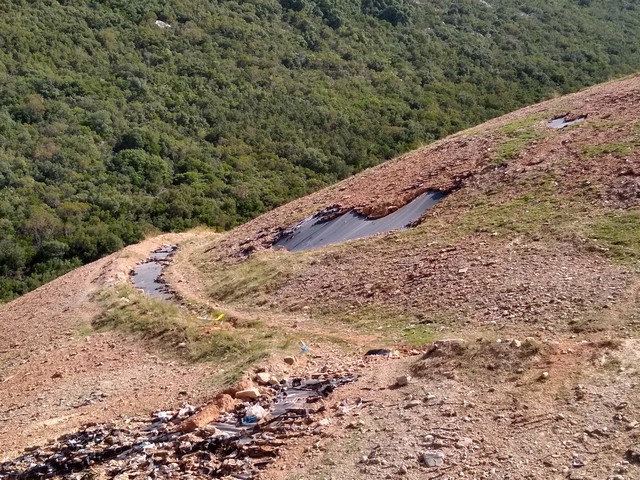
[0,376,356,479]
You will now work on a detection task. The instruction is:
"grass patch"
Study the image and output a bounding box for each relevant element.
[75,322,94,338]
[204,249,313,304]
[589,211,640,262]
[569,310,617,334]
[491,114,548,166]
[411,338,544,379]
[453,188,588,242]
[320,304,443,347]
[582,123,640,158]
[582,141,638,157]
[94,285,293,386]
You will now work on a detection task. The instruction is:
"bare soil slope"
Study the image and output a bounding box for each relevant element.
[0,233,219,459]
[190,74,640,341]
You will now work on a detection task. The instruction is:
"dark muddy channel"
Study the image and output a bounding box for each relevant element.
[274,190,447,252]
[130,245,177,300]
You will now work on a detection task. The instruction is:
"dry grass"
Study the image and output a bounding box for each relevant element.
[93,284,294,386]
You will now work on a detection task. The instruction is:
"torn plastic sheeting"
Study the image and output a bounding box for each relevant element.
[273,190,447,252]
[0,375,357,479]
[548,115,586,129]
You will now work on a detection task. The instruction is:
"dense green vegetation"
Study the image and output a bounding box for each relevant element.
[1,0,640,301]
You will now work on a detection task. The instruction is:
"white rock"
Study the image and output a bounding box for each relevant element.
[255,372,271,385]
[421,450,445,467]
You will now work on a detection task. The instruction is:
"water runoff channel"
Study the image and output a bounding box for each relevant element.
[130,245,177,300]
[124,245,358,479]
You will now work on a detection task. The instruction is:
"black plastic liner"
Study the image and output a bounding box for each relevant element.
[273,190,447,252]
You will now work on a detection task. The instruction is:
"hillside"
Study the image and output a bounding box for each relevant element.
[2,0,640,301]
[1,75,639,479]
[185,74,640,340]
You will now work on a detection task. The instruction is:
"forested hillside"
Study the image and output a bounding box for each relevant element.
[1,0,639,301]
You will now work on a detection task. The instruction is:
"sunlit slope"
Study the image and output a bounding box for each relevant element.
[188,74,640,340]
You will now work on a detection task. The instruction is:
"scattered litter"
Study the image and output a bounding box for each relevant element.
[155,410,174,422]
[336,397,363,416]
[177,404,195,418]
[243,405,267,424]
[155,20,171,28]
[300,341,310,353]
[0,375,357,479]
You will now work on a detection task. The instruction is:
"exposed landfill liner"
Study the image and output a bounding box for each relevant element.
[548,115,586,129]
[273,190,447,252]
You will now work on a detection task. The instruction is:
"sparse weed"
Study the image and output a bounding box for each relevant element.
[93,285,288,385]
[75,322,94,338]
[204,249,313,304]
[320,304,442,347]
[491,114,549,166]
[588,211,640,263]
[582,142,637,157]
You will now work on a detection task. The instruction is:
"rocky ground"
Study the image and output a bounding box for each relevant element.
[0,233,218,460]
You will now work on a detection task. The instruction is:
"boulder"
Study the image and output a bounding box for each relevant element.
[235,388,260,400]
[180,403,220,433]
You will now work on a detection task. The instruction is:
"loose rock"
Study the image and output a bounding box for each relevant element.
[255,372,272,385]
[421,450,445,467]
[235,388,261,400]
[456,437,473,448]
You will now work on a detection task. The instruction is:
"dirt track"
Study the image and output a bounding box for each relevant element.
[0,233,218,460]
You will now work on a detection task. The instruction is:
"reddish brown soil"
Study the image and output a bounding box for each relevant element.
[207,75,640,260]
[194,74,640,339]
[0,234,219,460]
